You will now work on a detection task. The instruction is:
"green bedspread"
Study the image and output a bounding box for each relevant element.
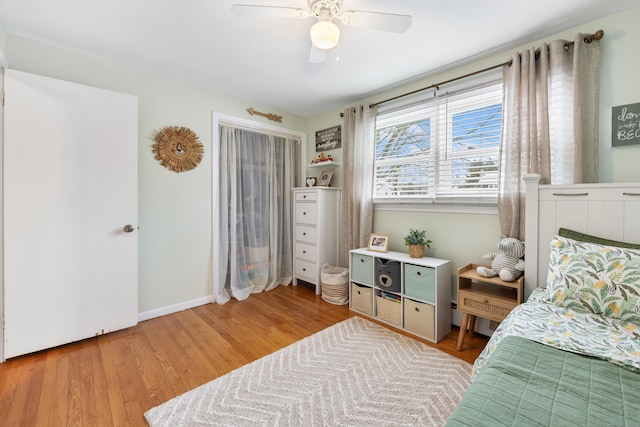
[472,288,640,380]
[445,336,640,426]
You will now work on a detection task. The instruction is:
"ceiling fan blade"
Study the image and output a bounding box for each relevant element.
[341,10,412,33]
[309,45,327,63]
[231,4,307,18]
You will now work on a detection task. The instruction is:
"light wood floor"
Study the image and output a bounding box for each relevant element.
[0,284,488,427]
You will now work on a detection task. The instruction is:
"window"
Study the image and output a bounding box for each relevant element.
[374,73,503,205]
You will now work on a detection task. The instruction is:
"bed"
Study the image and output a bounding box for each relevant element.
[446,174,640,426]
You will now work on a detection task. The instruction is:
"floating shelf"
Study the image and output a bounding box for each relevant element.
[308,161,341,169]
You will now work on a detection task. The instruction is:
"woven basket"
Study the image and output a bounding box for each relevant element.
[375,295,401,326]
[321,264,349,305]
[322,283,349,305]
[408,245,425,258]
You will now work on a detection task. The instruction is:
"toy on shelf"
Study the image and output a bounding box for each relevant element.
[311,152,333,164]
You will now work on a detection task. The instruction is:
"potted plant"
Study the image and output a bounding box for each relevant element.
[403,229,432,258]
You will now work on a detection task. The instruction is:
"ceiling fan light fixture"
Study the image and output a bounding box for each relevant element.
[310,20,340,49]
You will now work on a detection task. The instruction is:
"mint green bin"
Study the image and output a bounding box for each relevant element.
[404,264,435,303]
[351,253,373,285]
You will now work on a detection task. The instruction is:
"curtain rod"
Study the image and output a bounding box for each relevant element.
[340,29,603,117]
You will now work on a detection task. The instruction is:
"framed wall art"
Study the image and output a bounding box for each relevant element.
[612,102,640,146]
[315,125,342,151]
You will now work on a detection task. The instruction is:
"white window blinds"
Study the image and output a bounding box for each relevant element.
[374,76,503,204]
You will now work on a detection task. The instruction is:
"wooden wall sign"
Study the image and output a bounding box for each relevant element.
[612,102,640,147]
[315,125,342,152]
[153,126,204,172]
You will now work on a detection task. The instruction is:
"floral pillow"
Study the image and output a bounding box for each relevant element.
[546,235,640,323]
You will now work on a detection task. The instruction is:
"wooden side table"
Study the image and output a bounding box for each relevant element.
[456,263,524,351]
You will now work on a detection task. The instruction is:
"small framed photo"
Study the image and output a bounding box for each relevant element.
[368,233,390,253]
[306,177,317,187]
[318,170,333,187]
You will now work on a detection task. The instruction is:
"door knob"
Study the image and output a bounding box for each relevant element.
[123,224,135,233]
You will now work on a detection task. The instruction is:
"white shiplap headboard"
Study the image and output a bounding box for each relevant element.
[524,174,640,298]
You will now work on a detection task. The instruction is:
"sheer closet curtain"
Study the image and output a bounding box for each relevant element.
[498,33,601,239]
[213,123,301,303]
[339,105,377,266]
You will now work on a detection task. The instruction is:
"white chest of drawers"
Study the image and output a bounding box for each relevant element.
[292,187,341,294]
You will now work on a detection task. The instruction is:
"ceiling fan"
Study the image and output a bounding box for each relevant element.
[231,0,412,63]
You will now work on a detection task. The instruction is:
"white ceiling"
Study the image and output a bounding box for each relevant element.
[1,0,639,117]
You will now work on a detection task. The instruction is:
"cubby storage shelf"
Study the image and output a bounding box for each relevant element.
[348,248,451,343]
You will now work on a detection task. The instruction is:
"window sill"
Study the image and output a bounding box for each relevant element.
[373,202,498,215]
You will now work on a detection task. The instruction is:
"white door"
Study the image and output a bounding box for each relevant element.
[3,69,138,359]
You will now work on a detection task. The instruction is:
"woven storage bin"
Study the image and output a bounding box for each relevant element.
[375,294,401,326]
[460,294,512,319]
[321,264,349,305]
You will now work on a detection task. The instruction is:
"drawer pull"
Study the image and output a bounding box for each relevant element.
[303,250,307,254]
[360,259,364,263]
[303,212,307,215]
[416,271,421,276]
[552,192,588,196]
[303,232,307,236]
[302,268,306,272]
[357,290,361,295]
[414,307,420,312]
[303,195,307,198]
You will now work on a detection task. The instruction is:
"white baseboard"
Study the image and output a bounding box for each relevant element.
[138,295,214,322]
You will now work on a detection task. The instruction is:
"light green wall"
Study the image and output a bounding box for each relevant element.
[595,7,640,182]
[2,6,639,313]
[4,35,307,313]
[0,22,6,66]
[305,6,640,299]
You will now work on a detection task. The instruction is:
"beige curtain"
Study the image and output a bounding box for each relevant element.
[339,105,378,267]
[498,33,601,239]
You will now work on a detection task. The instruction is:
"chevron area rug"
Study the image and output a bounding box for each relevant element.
[144,317,472,426]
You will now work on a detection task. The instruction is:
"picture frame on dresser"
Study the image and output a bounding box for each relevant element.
[367,233,390,253]
[317,170,333,187]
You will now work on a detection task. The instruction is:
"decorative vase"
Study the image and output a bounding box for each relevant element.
[408,244,425,258]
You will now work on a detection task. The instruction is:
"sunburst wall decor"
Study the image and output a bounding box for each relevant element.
[152,126,204,172]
